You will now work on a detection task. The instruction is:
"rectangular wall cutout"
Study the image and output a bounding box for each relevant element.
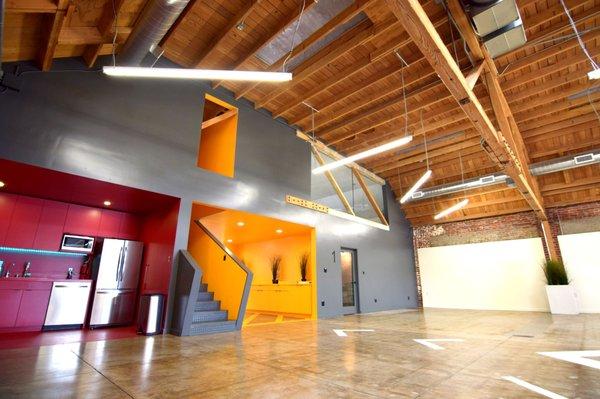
[197,94,238,178]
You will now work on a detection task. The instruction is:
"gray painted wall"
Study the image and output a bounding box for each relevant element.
[0,59,418,318]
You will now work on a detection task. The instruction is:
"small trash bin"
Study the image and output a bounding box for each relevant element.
[137,294,164,336]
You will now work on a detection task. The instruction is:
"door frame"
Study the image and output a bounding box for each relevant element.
[340,247,360,315]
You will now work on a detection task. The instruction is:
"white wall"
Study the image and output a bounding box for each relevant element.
[418,238,548,311]
[558,232,600,313]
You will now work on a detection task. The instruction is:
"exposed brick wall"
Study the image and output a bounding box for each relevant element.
[412,201,600,307]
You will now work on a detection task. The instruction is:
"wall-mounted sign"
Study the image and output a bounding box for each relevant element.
[285,195,329,213]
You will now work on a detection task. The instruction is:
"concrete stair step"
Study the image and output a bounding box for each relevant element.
[194,300,221,311]
[189,320,236,335]
[192,310,228,323]
[197,291,214,301]
[199,283,208,292]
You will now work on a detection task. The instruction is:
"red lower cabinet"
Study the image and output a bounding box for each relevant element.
[0,289,23,328]
[15,289,52,328]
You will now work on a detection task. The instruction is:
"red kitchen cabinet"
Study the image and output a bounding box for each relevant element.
[97,210,123,238]
[0,289,23,328]
[64,204,101,236]
[33,200,69,251]
[5,196,44,248]
[119,213,141,240]
[15,289,51,328]
[0,192,18,246]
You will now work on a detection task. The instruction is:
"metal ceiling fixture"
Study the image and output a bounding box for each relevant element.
[458,0,527,58]
[402,149,600,202]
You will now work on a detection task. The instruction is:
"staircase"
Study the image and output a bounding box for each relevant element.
[189,282,236,335]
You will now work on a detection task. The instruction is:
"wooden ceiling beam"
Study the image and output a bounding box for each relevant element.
[292,2,593,130]
[384,0,547,219]
[274,4,446,121]
[317,34,599,144]
[252,18,383,110]
[234,0,367,100]
[5,0,57,13]
[194,0,261,67]
[211,0,320,90]
[82,0,126,68]
[38,0,72,72]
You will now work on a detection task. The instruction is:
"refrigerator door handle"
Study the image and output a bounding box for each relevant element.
[119,246,127,282]
[115,246,124,282]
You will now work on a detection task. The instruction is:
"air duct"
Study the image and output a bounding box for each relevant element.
[117,0,192,66]
[404,149,600,202]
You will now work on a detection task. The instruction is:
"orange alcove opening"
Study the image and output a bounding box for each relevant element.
[197,94,238,178]
[188,203,317,325]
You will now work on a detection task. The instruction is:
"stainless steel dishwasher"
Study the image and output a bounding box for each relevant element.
[43,281,92,331]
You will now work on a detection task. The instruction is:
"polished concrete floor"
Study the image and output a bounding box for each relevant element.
[1,309,599,398]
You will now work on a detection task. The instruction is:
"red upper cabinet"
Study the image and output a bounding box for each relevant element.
[64,204,101,237]
[119,213,141,240]
[5,196,44,248]
[33,200,68,251]
[0,192,18,246]
[97,210,123,238]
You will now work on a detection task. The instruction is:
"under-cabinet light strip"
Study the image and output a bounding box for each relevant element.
[0,247,87,258]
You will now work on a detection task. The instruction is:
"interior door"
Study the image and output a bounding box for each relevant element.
[341,248,359,314]
[118,241,143,290]
[96,239,124,290]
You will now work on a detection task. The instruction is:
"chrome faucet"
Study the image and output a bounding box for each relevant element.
[23,262,32,278]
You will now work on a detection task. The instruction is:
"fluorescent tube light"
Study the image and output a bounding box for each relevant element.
[588,69,600,80]
[434,199,469,220]
[312,136,413,174]
[103,67,293,82]
[400,170,432,204]
[328,209,390,231]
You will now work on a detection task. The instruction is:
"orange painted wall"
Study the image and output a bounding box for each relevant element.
[232,234,312,284]
[231,231,317,318]
[187,205,246,320]
[197,97,238,178]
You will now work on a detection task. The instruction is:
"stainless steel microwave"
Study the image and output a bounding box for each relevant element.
[61,235,95,253]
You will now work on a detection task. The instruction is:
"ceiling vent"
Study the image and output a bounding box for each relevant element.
[461,0,527,58]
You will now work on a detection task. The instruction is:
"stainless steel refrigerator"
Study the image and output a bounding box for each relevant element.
[89,239,144,328]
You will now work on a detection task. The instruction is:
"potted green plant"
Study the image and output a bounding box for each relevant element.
[542,259,579,315]
[299,252,309,283]
[271,255,282,284]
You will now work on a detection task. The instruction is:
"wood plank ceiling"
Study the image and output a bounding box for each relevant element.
[2,0,600,226]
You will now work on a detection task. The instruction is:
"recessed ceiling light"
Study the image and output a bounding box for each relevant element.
[236,21,246,31]
[236,221,245,227]
[0,181,4,188]
[227,239,233,243]
[275,229,283,234]
[103,200,112,206]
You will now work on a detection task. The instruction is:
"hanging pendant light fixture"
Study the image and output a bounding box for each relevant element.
[313,51,414,175]
[103,67,292,82]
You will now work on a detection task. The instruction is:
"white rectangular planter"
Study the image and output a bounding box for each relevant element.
[545,285,580,315]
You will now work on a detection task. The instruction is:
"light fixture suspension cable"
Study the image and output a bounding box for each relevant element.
[111,0,118,67]
[282,0,307,73]
[396,51,410,137]
[421,109,430,170]
[559,0,599,71]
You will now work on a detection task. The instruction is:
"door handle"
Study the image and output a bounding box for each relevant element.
[120,246,128,281]
[116,246,124,281]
